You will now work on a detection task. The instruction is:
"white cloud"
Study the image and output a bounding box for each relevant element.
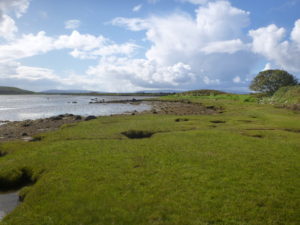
[249,22,300,73]
[112,17,149,31]
[291,19,300,46]
[111,0,255,91]
[64,19,81,30]
[201,39,248,54]
[0,0,30,18]
[86,58,196,91]
[0,31,54,62]
[0,30,138,63]
[233,76,241,83]
[132,4,142,12]
[0,0,30,40]
[263,63,273,71]
[0,14,17,39]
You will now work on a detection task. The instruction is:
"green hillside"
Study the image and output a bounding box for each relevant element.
[0,86,34,95]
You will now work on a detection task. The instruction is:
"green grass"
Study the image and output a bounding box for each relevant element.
[0,96,299,225]
[268,86,300,104]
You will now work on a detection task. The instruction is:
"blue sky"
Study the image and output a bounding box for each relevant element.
[0,0,300,92]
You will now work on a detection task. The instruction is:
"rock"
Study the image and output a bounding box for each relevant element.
[22,132,28,136]
[85,115,97,121]
[51,116,63,121]
[75,115,82,120]
[22,121,31,127]
[22,137,35,142]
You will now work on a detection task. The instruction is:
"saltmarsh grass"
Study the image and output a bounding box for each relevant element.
[0,94,299,225]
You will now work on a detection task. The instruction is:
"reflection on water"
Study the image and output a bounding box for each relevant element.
[0,95,152,121]
[0,192,19,221]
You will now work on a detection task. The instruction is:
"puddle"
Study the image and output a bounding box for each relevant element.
[0,191,19,220]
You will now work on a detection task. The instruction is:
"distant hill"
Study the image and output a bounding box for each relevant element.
[0,86,34,95]
[41,89,97,94]
[179,89,228,96]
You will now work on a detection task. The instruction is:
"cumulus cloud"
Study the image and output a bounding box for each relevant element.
[249,21,300,72]
[291,19,300,46]
[0,14,17,39]
[0,0,30,18]
[64,19,81,30]
[108,0,256,91]
[0,30,138,62]
[0,0,30,39]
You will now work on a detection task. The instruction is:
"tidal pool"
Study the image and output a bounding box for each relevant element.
[0,192,19,221]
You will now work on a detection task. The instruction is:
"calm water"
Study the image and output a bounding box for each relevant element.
[0,192,19,221]
[0,95,152,121]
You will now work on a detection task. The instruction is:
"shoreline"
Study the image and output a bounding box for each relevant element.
[0,100,218,142]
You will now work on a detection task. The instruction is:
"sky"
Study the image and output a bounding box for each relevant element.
[0,0,300,92]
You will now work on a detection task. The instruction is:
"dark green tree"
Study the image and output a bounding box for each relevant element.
[250,70,298,95]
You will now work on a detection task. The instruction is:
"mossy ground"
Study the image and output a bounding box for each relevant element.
[0,95,299,225]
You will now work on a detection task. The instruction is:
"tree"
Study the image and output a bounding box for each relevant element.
[250,70,298,95]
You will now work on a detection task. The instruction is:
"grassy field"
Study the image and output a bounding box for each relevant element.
[0,94,299,225]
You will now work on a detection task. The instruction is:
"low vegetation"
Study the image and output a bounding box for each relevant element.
[0,92,299,225]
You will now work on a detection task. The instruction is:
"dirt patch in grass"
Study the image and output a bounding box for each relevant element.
[238,120,253,123]
[122,130,154,139]
[210,120,226,124]
[175,118,189,122]
[245,128,276,131]
[0,151,7,157]
[284,128,300,133]
[251,134,264,138]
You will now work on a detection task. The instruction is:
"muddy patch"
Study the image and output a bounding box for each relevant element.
[284,128,300,133]
[210,120,226,124]
[0,151,7,157]
[122,130,154,139]
[175,118,189,122]
[250,134,264,138]
[238,120,253,123]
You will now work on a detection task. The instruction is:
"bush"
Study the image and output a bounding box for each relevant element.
[250,70,298,95]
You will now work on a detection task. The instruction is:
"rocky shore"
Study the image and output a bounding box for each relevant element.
[0,100,218,142]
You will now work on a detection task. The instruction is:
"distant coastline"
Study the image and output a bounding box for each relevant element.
[0,86,174,96]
